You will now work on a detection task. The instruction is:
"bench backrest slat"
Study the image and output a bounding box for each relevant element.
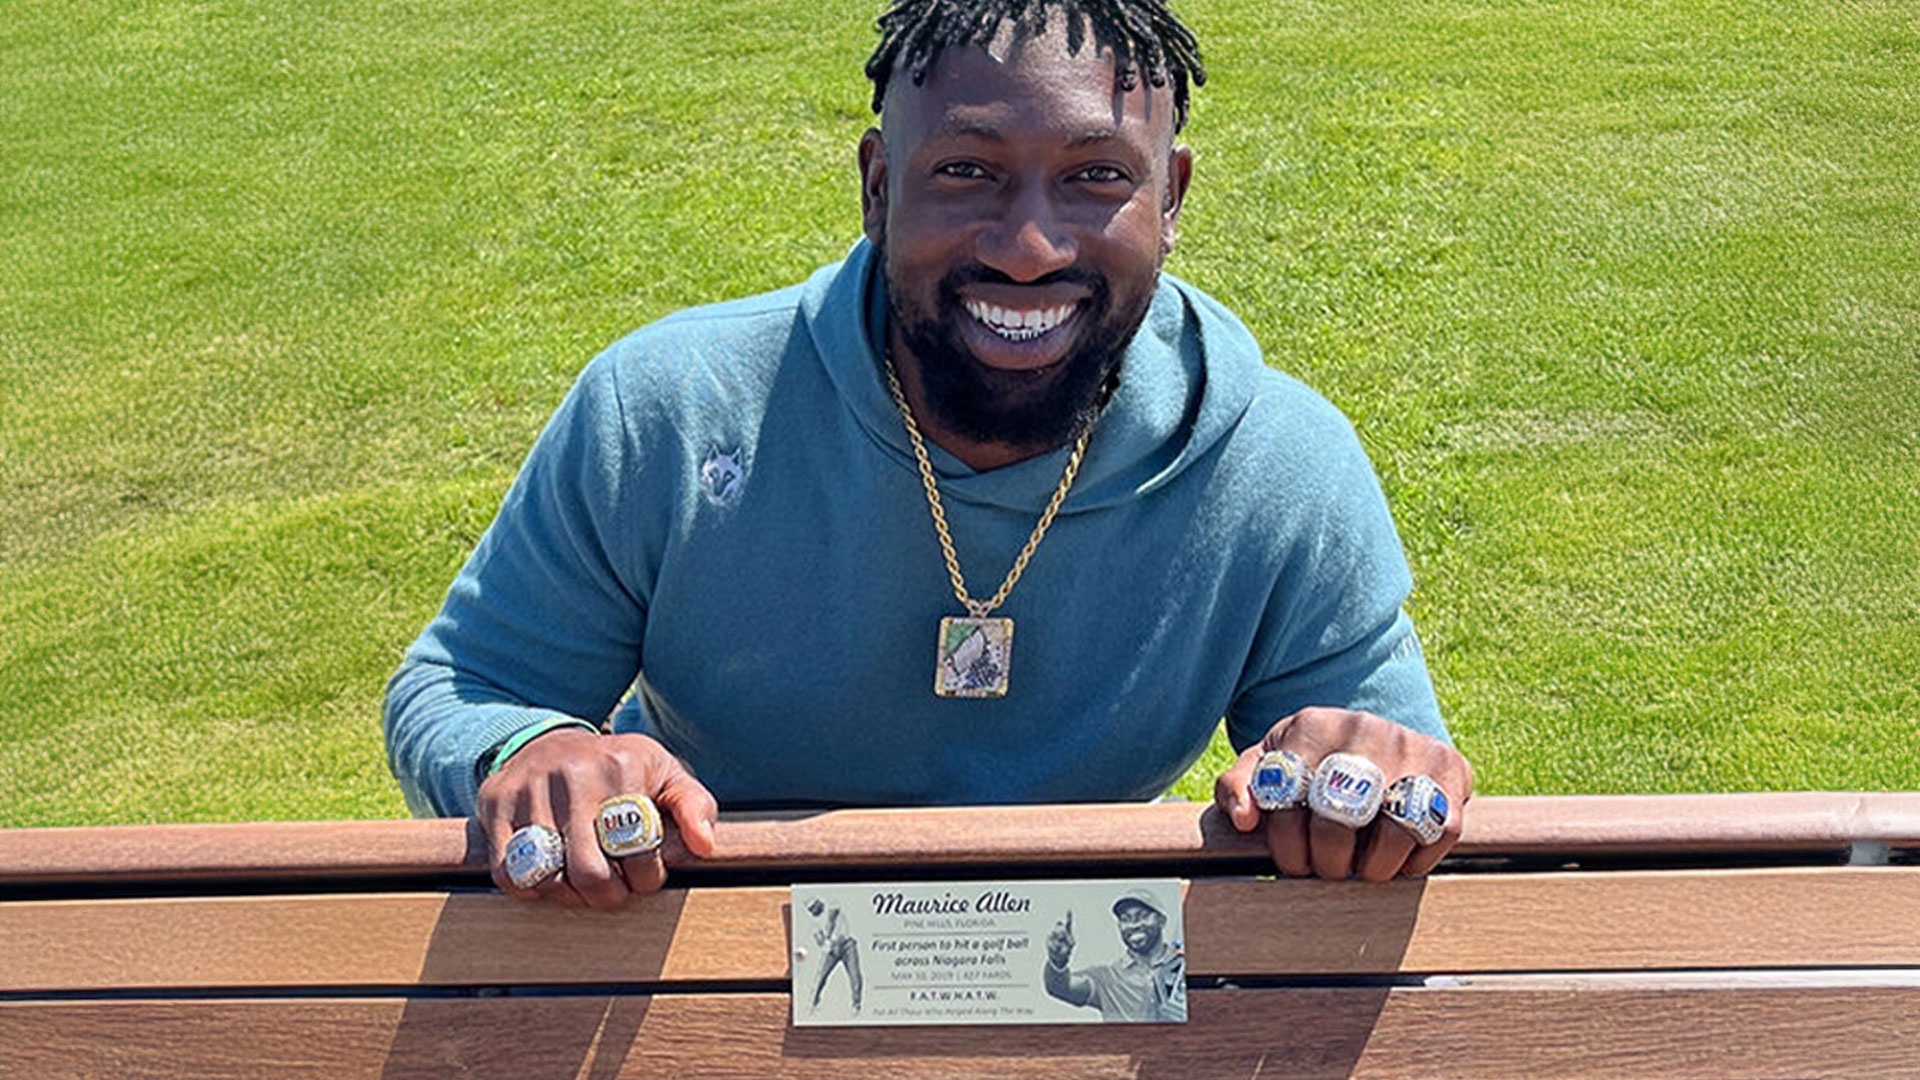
[7,984,1920,1080]
[7,795,1918,1079]
[6,868,1916,993]
[6,793,1919,888]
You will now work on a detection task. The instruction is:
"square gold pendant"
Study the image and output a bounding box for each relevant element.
[934,616,1013,698]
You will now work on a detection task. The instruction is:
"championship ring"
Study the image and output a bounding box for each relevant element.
[1249,748,1309,811]
[595,793,664,858]
[1382,774,1450,846]
[1307,753,1386,829]
[503,823,565,890]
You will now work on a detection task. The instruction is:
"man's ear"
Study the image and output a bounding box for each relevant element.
[1159,143,1193,258]
[859,128,888,247]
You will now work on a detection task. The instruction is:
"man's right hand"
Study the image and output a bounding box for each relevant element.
[476,729,719,910]
[1046,910,1075,967]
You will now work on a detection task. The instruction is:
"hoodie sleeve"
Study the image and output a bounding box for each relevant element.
[383,353,652,818]
[1223,391,1449,752]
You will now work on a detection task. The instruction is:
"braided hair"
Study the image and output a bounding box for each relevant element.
[865,0,1207,132]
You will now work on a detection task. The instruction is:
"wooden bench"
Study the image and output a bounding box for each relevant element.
[4,793,1918,1078]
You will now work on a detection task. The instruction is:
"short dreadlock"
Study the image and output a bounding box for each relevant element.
[865,0,1207,132]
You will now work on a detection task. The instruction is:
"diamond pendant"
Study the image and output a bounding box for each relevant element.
[934,616,1013,698]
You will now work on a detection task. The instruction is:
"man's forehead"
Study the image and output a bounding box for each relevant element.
[879,23,1172,144]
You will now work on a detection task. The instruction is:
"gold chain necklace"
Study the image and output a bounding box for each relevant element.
[883,353,1097,698]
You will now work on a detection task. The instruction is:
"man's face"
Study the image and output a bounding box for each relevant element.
[860,17,1192,450]
[1114,900,1165,955]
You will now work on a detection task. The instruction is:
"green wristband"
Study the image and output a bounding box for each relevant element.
[486,717,600,778]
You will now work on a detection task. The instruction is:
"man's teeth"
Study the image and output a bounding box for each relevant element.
[963,299,1075,341]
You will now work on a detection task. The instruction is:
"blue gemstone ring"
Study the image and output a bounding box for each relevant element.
[504,823,566,890]
[1249,749,1310,811]
[1382,775,1451,845]
[1307,753,1386,829]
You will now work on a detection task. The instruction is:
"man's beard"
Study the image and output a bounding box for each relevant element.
[884,257,1154,451]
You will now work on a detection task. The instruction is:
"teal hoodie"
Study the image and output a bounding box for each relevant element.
[385,240,1445,817]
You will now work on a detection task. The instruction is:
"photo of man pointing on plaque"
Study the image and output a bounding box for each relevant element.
[1042,887,1186,1022]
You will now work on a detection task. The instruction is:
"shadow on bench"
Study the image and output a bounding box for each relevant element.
[3,793,1917,1078]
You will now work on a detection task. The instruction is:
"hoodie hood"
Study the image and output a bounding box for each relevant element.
[803,238,1259,514]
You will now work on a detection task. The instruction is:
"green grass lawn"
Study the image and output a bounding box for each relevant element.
[3,0,1915,826]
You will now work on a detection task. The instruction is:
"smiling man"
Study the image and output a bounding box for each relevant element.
[864,8,1184,471]
[385,0,1471,909]
[1043,889,1187,1022]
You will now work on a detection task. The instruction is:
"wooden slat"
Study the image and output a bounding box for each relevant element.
[5,984,1917,1079]
[1462,791,1920,857]
[5,793,1920,886]
[7,868,1916,992]
[0,817,488,886]
[1188,866,1920,975]
[0,888,784,991]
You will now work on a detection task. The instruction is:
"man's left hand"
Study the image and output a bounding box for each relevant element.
[1214,707,1471,881]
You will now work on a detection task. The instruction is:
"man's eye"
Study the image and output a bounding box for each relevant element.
[936,162,989,180]
[1076,165,1129,184]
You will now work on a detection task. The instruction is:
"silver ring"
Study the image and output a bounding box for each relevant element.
[504,823,565,890]
[1249,749,1310,811]
[596,793,664,858]
[1382,774,1450,845]
[1307,753,1385,829]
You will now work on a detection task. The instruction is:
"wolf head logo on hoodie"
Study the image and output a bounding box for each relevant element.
[698,446,747,507]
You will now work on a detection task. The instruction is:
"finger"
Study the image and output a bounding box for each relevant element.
[1307,814,1359,881]
[1399,832,1456,877]
[1212,744,1266,832]
[505,787,585,907]
[654,758,721,858]
[1399,806,1465,878]
[491,785,559,903]
[1259,713,1302,751]
[1065,910,1073,934]
[542,874,589,909]
[480,786,525,899]
[1355,820,1417,883]
[531,779,591,909]
[1264,808,1312,877]
[558,768,638,911]
[1401,765,1471,878]
[618,850,668,895]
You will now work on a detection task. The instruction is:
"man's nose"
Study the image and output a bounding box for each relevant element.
[977,183,1075,282]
